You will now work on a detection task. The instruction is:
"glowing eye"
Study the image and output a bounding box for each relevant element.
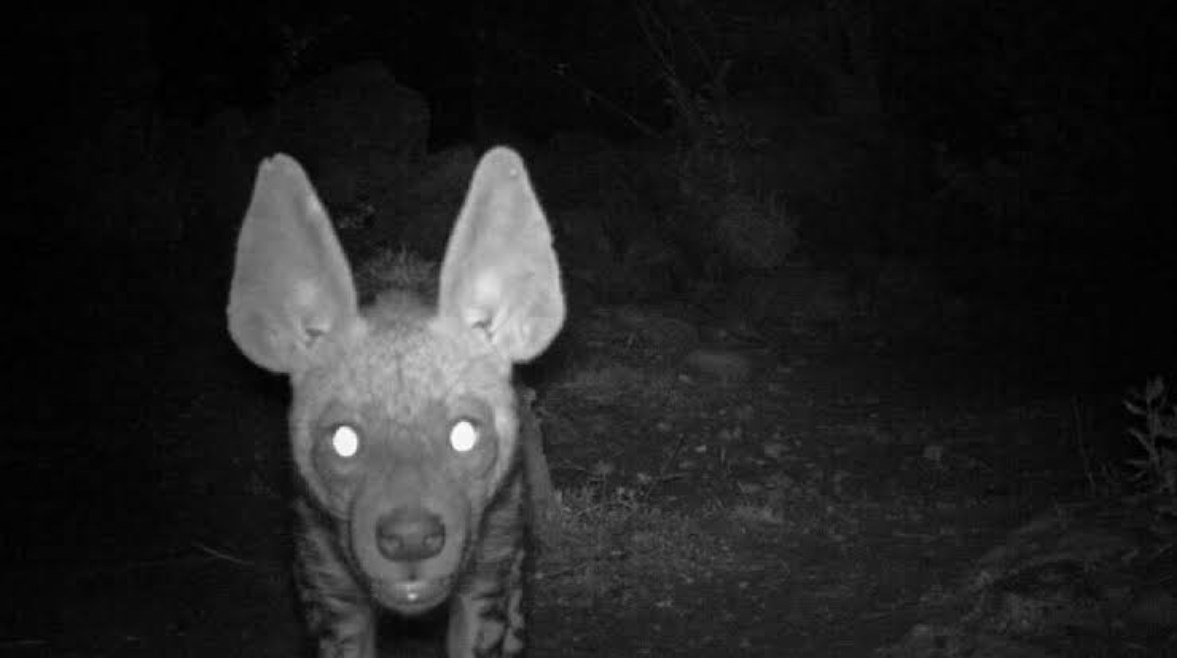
[449,419,479,453]
[331,425,359,458]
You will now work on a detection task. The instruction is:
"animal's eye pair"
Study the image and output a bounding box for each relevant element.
[326,420,479,457]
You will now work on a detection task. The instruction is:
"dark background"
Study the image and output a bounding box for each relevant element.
[10,2,1173,311]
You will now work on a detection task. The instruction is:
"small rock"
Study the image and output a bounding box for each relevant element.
[682,348,756,384]
[922,443,945,466]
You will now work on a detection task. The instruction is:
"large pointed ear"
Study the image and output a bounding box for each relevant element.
[437,147,565,363]
[227,154,359,374]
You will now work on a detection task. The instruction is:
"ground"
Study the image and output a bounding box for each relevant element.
[3,245,1174,658]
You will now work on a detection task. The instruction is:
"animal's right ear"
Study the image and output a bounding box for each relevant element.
[437,147,565,364]
[227,155,359,374]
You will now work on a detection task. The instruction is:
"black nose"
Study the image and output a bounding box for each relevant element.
[375,508,446,561]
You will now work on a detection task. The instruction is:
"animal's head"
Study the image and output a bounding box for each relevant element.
[226,147,564,613]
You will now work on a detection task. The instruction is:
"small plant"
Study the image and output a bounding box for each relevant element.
[1123,377,1177,505]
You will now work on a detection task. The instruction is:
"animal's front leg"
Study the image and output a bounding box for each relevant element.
[447,549,526,658]
[296,501,378,658]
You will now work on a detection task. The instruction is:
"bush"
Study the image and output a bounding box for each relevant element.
[1123,377,1177,513]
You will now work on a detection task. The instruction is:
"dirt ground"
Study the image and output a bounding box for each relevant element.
[3,244,1175,658]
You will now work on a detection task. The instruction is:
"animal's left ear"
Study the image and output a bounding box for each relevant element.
[227,154,359,374]
[436,147,565,363]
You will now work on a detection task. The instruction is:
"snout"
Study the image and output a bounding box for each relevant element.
[376,507,446,561]
[352,496,469,615]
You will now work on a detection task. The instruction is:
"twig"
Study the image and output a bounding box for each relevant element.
[193,541,256,567]
[1072,396,1097,495]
